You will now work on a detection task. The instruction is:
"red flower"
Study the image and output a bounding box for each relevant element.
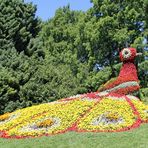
[120,48,137,62]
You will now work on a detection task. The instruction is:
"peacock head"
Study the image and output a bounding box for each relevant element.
[119,47,142,62]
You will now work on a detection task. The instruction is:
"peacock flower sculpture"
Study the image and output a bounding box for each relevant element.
[0,48,148,139]
[98,47,141,95]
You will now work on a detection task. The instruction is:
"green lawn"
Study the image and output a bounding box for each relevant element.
[0,124,148,148]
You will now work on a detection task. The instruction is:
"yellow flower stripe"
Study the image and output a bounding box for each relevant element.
[77,98,136,131]
[131,100,148,121]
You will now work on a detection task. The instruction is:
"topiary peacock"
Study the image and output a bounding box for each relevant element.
[0,48,147,139]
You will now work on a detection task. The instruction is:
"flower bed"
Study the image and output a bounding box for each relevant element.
[0,93,148,139]
[0,97,97,138]
[76,98,140,132]
[0,48,147,139]
[131,99,148,122]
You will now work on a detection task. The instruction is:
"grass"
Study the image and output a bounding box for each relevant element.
[0,124,148,148]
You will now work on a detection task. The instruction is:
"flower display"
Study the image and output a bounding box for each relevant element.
[36,118,55,128]
[0,93,147,139]
[105,112,120,121]
[0,112,20,126]
[76,98,139,132]
[120,48,137,62]
[98,48,140,95]
[0,97,97,138]
[0,47,147,139]
[131,99,148,122]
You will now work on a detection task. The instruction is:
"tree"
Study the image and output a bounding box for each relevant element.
[0,0,43,114]
[0,0,41,53]
[87,0,145,74]
[42,2,147,91]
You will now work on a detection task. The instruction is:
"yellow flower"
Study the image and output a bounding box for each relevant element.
[36,119,54,128]
[105,112,120,121]
[0,113,10,121]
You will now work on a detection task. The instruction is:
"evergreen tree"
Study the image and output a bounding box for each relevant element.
[0,0,41,53]
[0,0,43,114]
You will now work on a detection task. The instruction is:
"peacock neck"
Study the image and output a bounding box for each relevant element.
[118,61,138,81]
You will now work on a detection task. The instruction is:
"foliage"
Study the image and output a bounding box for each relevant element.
[140,88,148,103]
[0,0,43,114]
[0,0,41,53]
[0,48,41,113]
[0,0,147,114]
[139,60,148,88]
[20,62,83,103]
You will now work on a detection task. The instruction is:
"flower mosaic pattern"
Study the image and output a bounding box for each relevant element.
[76,98,139,132]
[0,47,147,139]
[0,113,20,126]
[131,99,148,122]
[0,97,98,138]
[0,93,148,139]
[98,48,140,95]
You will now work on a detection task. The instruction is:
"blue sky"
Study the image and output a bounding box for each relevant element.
[24,0,93,21]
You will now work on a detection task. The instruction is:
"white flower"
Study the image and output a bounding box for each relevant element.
[122,48,131,59]
[19,117,61,132]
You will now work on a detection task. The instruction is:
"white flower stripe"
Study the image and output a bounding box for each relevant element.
[100,81,139,93]
[19,117,61,133]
